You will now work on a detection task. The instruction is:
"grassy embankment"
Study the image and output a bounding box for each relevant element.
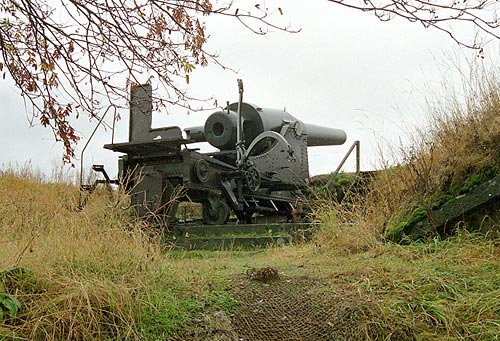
[0,170,240,340]
[2,67,500,339]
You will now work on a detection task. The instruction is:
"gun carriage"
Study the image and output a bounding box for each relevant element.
[95,81,347,226]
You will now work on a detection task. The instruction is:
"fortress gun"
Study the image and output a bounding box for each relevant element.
[104,82,346,225]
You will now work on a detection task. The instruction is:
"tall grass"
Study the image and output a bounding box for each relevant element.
[316,62,500,247]
[3,61,500,340]
[0,171,162,340]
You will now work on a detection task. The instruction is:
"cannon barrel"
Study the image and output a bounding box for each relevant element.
[302,123,347,146]
[185,102,346,149]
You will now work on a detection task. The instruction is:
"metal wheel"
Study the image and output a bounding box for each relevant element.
[245,166,261,192]
[194,159,210,183]
[202,198,230,225]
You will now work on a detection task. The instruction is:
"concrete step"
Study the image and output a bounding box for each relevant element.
[165,235,293,250]
[170,222,316,237]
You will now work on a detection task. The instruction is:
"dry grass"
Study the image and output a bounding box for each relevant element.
[0,170,163,340]
[1,165,500,339]
[0,168,244,340]
[315,63,500,246]
[313,198,383,255]
[301,62,500,338]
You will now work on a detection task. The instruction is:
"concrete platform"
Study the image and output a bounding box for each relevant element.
[165,222,318,250]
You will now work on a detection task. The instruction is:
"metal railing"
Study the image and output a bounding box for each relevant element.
[325,140,360,190]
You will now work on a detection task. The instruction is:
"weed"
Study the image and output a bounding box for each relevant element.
[0,267,36,322]
[0,293,21,321]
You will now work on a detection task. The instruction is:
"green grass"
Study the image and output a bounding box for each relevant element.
[356,235,500,338]
[155,233,500,340]
[136,263,239,339]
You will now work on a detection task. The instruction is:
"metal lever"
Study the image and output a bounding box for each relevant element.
[236,79,245,168]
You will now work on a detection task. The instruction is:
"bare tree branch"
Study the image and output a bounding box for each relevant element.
[328,0,500,50]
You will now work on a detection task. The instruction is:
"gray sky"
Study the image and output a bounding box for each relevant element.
[0,0,492,180]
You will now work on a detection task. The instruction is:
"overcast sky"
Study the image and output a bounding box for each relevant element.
[0,0,495,180]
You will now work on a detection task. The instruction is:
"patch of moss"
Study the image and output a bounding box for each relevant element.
[311,171,357,201]
[385,221,408,241]
[386,206,430,241]
[410,206,428,223]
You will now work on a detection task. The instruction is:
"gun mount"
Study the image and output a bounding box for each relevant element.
[102,82,347,225]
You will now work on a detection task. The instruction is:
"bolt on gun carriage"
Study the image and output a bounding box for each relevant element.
[100,81,347,225]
